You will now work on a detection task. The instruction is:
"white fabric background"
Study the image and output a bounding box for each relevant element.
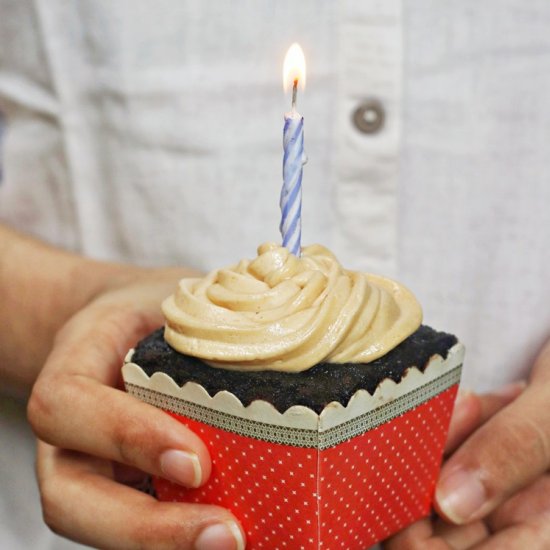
[1,0,550,548]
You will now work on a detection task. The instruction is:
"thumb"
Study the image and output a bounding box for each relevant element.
[444,381,526,456]
[434,379,550,525]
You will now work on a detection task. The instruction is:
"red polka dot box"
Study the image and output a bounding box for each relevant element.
[123,343,464,549]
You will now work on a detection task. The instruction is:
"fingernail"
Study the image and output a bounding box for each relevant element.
[493,380,527,400]
[436,469,486,524]
[159,450,202,488]
[195,521,245,550]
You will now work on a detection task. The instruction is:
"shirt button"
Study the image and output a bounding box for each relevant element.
[352,99,385,135]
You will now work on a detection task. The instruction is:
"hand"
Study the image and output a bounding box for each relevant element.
[384,339,550,549]
[28,271,246,550]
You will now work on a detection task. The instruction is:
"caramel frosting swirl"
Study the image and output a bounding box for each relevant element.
[162,243,422,372]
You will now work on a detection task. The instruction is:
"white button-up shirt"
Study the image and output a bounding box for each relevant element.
[1,1,550,548]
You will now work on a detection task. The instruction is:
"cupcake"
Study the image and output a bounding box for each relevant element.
[123,243,464,549]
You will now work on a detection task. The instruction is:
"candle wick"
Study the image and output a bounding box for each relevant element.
[291,79,298,114]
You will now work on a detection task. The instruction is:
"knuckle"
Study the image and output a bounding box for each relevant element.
[480,415,550,498]
[28,373,90,444]
[496,418,526,459]
[130,518,191,550]
[39,477,65,537]
[525,420,550,467]
[506,416,550,469]
[27,377,55,437]
[111,411,147,466]
[129,504,227,550]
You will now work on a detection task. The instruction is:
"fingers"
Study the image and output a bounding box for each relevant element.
[29,375,211,488]
[382,513,490,550]
[36,441,245,550]
[28,297,211,488]
[435,380,550,525]
[445,382,526,455]
[47,288,167,383]
[31,280,245,549]
[382,518,450,550]
[432,518,489,549]
[487,473,550,533]
[472,512,550,550]
[387,476,550,550]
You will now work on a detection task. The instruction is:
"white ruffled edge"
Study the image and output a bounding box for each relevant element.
[123,343,465,432]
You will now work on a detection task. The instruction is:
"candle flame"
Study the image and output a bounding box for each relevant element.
[283,43,306,92]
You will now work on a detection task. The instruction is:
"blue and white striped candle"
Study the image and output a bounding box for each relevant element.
[280,43,307,257]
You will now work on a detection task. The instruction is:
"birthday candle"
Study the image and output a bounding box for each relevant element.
[280,43,307,257]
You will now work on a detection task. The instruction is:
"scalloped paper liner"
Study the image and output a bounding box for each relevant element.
[123,343,464,549]
[123,343,463,448]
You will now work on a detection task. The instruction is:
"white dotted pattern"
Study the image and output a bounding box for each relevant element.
[156,387,457,549]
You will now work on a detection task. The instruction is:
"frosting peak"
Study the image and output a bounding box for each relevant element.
[162,243,422,372]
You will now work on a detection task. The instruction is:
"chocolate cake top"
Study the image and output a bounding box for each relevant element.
[131,325,457,414]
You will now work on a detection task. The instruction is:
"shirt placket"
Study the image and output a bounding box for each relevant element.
[332,0,402,278]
